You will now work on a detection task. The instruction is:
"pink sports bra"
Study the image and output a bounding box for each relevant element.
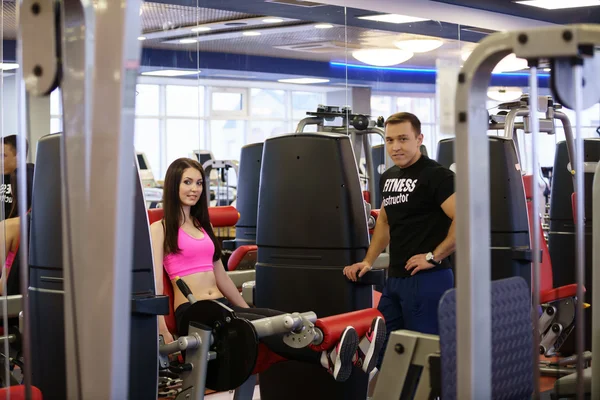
[163,227,215,280]
[5,250,15,276]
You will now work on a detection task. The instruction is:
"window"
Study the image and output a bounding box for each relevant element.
[251,89,286,119]
[135,84,160,116]
[134,118,161,177]
[371,96,393,120]
[249,121,288,144]
[210,120,246,161]
[165,119,205,167]
[211,88,247,118]
[292,91,324,120]
[166,85,204,117]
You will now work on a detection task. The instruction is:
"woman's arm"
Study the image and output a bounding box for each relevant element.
[150,222,173,339]
[213,259,249,308]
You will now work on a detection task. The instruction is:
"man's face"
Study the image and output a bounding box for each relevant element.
[385,121,423,168]
[2,144,16,175]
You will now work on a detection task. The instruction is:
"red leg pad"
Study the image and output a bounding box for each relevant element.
[208,206,240,227]
[251,343,287,375]
[540,284,585,304]
[309,308,383,352]
[227,245,258,271]
[0,386,43,400]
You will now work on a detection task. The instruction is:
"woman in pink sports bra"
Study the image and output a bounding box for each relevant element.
[0,216,20,295]
[151,158,386,382]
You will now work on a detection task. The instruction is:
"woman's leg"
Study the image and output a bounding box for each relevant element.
[228,304,361,382]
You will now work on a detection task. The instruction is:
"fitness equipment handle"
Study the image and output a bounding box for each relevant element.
[175,277,197,304]
[251,311,317,339]
[159,333,202,356]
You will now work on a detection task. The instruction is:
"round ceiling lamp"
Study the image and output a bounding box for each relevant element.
[461,51,528,73]
[394,39,443,53]
[351,48,414,67]
[487,87,523,102]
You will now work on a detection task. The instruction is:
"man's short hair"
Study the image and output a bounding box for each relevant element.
[3,135,29,156]
[384,112,422,137]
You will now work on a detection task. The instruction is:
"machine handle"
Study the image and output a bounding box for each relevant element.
[350,269,386,287]
[175,277,197,304]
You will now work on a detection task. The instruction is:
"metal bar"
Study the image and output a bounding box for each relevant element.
[362,134,377,209]
[455,33,511,400]
[251,312,317,338]
[573,63,585,400]
[59,0,95,396]
[592,142,600,400]
[159,334,202,356]
[15,7,32,400]
[180,325,213,400]
[295,117,323,133]
[529,65,541,400]
[503,108,529,140]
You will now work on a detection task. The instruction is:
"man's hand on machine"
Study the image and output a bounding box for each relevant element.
[343,261,372,282]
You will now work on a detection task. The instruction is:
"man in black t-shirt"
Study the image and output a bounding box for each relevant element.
[344,112,456,369]
[1,135,34,220]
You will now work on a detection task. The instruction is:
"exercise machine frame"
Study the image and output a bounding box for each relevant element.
[454,24,599,399]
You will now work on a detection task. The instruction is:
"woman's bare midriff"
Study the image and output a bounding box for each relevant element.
[172,270,223,310]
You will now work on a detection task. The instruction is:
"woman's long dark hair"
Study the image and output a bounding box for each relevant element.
[162,158,222,262]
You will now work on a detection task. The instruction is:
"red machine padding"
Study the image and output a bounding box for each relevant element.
[540,284,584,304]
[523,176,553,293]
[572,193,576,222]
[370,210,380,219]
[227,245,258,271]
[162,272,177,335]
[0,386,43,400]
[147,206,239,228]
[148,208,164,225]
[309,308,383,352]
[362,191,371,204]
[208,206,240,227]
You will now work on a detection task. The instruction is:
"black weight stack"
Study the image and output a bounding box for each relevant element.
[548,138,600,351]
[223,142,263,252]
[28,133,167,399]
[255,132,374,400]
[436,137,531,289]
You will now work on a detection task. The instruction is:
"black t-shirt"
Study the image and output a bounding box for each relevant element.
[380,155,455,278]
[1,164,35,220]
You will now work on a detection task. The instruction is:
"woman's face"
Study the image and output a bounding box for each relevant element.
[179,167,203,207]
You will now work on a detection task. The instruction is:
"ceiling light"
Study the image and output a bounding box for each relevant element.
[263,18,284,23]
[514,0,600,10]
[394,39,443,53]
[314,23,334,29]
[351,48,413,67]
[544,67,551,72]
[243,31,261,36]
[191,26,211,32]
[487,87,523,102]
[179,38,197,44]
[278,78,330,84]
[461,51,527,73]
[138,36,146,41]
[141,70,200,77]
[0,63,19,71]
[357,14,429,24]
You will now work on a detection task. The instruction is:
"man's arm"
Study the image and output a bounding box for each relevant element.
[432,193,456,261]
[344,206,390,281]
[363,206,391,266]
